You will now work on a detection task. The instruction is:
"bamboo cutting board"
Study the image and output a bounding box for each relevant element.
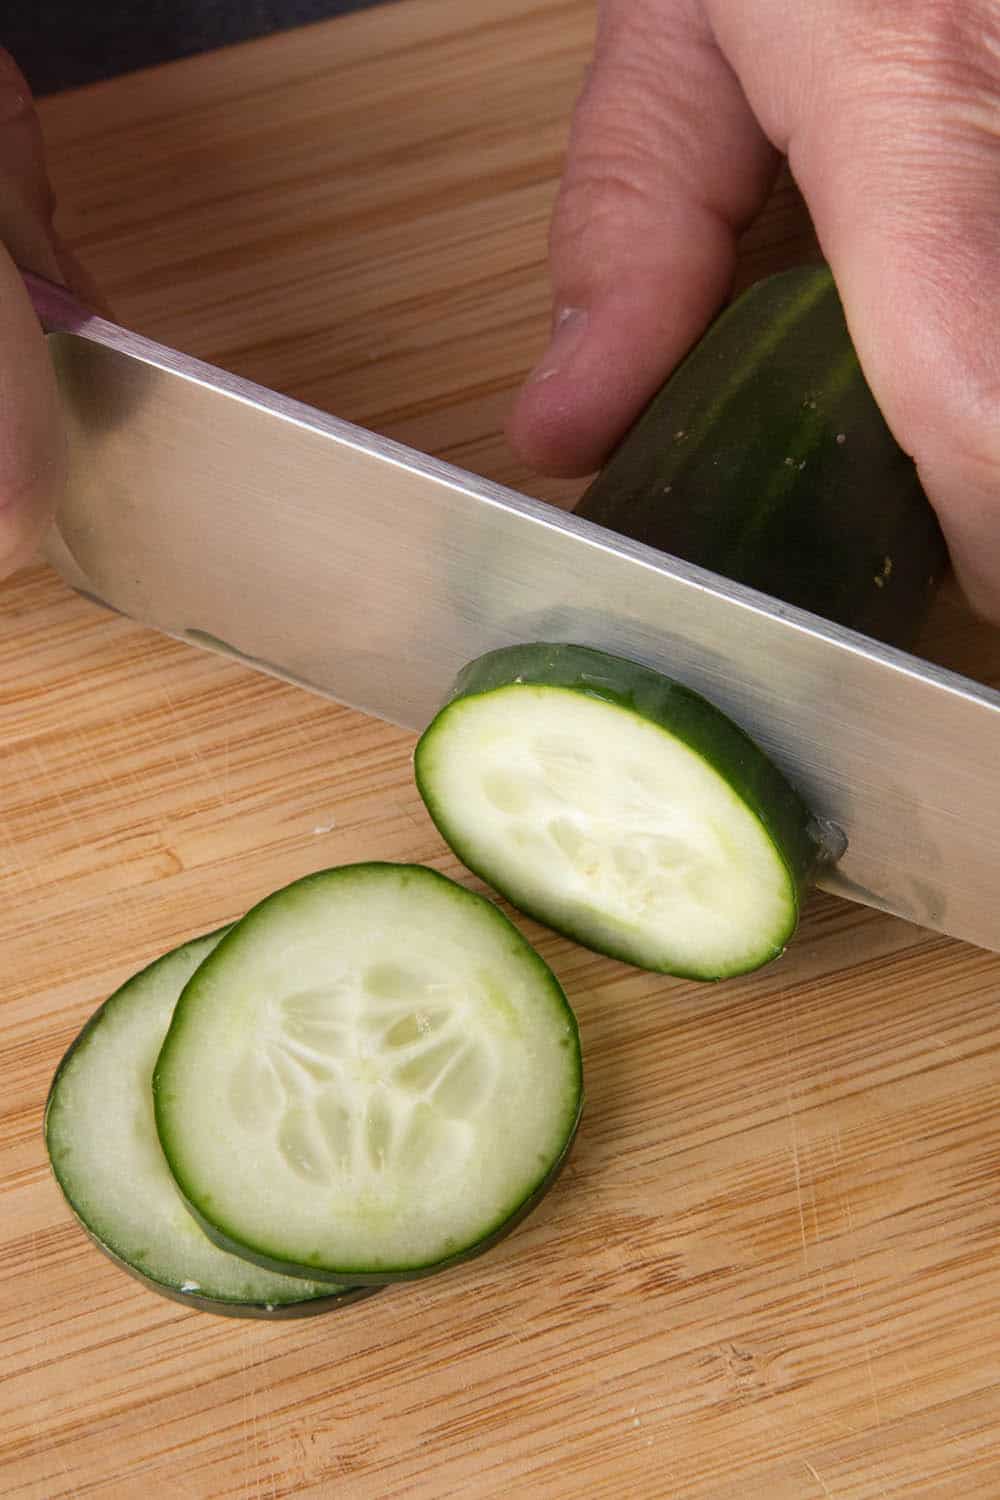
[5,2,1000,1495]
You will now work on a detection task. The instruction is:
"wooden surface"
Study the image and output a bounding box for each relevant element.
[4,2,1000,1495]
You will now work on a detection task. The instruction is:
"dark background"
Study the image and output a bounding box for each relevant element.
[5,1,388,96]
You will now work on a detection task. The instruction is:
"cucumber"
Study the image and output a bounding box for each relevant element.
[414,644,827,979]
[45,929,377,1318]
[574,265,947,649]
[153,864,582,1283]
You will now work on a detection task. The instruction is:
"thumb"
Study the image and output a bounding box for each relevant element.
[0,49,67,578]
[506,0,778,477]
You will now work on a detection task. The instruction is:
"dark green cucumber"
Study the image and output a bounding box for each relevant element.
[44,929,378,1318]
[153,864,582,1284]
[415,643,831,980]
[575,265,946,649]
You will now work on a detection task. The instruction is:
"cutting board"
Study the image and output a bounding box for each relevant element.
[5,2,1000,1496]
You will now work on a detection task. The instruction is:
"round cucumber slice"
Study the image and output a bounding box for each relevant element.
[414,644,828,979]
[45,930,377,1318]
[153,864,582,1283]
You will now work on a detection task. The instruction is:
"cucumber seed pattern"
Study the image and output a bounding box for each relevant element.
[481,732,726,920]
[225,962,495,1186]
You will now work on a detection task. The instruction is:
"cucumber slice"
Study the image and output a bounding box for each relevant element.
[153,864,582,1283]
[414,644,827,979]
[45,930,377,1317]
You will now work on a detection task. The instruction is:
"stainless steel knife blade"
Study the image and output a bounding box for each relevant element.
[26,273,1000,952]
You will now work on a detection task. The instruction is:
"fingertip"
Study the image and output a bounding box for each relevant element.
[506,362,652,478]
[505,383,601,478]
[507,268,733,478]
[506,306,600,475]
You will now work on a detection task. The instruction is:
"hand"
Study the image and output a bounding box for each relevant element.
[507,0,1000,625]
[0,49,68,578]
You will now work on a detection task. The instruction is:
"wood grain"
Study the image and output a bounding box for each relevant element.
[3,2,1000,1496]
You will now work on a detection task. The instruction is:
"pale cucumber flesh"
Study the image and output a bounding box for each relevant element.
[45,930,373,1316]
[415,646,823,979]
[154,865,582,1281]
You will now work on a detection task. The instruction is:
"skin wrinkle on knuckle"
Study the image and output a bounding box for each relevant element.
[598,0,708,54]
[792,71,1000,270]
[750,0,1000,182]
[819,0,1000,116]
[842,55,1000,139]
[864,0,1000,61]
[798,67,1000,417]
[574,44,715,169]
[552,70,765,279]
[833,0,1000,63]
[550,150,721,295]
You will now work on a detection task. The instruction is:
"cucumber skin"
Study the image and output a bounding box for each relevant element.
[69,1220,381,1320]
[153,864,584,1286]
[574,266,947,650]
[416,644,824,980]
[175,1134,580,1288]
[44,930,378,1319]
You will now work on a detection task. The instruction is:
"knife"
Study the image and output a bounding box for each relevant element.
[24,272,1000,954]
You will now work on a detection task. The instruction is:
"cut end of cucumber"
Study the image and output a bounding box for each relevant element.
[154,865,582,1282]
[415,645,825,979]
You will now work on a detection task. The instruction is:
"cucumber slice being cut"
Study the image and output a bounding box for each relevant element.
[153,864,582,1283]
[414,644,829,980]
[45,930,377,1318]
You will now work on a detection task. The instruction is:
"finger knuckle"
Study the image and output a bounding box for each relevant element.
[552,53,757,264]
[845,0,1000,110]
